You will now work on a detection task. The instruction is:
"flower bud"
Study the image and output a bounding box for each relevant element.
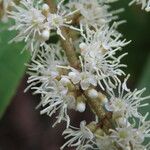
[145,7,150,12]
[116,117,127,127]
[41,29,50,41]
[60,77,71,85]
[98,92,108,105]
[88,89,98,99]
[76,102,86,112]
[76,95,86,113]
[79,42,87,51]
[68,71,80,84]
[42,4,49,12]
[42,4,50,17]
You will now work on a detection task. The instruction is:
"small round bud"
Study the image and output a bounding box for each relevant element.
[88,89,98,99]
[68,71,80,84]
[42,3,49,12]
[100,97,108,105]
[98,92,108,105]
[116,117,127,127]
[76,102,86,112]
[145,7,150,12]
[102,97,108,104]
[41,29,50,41]
[68,71,76,77]
[60,77,70,85]
[79,42,87,51]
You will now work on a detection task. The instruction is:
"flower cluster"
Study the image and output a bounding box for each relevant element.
[109,120,150,150]
[7,0,79,56]
[79,24,129,90]
[61,121,95,150]
[105,75,150,119]
[26,44,76,127]
[1,0,150,150]
[61,119,150,150]
[67,0,122,28]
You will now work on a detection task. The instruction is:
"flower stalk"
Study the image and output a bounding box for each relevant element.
[46,0,113,132]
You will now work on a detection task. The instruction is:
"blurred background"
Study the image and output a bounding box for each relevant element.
[0,0,150,150]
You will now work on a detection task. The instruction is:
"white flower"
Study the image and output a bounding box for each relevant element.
[96,135,117,150]
[80,23,130,52]
[67,0,121,28]
[110,126,135,149]
[88,89,99,99]
[39,79,76,128]
[61,121,95,150]
[8,0,80,56]
[110,120,150,150]
[67,66,97,90]
[46,0,80,40]
[8,0,48,56]
[105,75,150,120]
[25,44,77,127]
[129,0,150,12]
[26,44,68,91]
[79,24,129,90]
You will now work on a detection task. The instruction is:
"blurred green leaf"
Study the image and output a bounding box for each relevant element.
[138,55,150,94]
[137,55,150,145]
[137,55,150,119]
[0,22,30,118]
[112,0,150,86]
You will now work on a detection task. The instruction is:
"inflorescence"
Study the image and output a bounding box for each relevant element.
[1,0,150,150]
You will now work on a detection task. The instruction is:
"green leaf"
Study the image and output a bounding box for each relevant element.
[0,22,30,118]
[137,55,150,119]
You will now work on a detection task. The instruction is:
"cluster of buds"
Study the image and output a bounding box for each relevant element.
[1,0,150,150]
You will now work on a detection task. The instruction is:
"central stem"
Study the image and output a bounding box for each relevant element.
[60,27,80,69]
[46,0,112,132]
[45,0,80,69]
